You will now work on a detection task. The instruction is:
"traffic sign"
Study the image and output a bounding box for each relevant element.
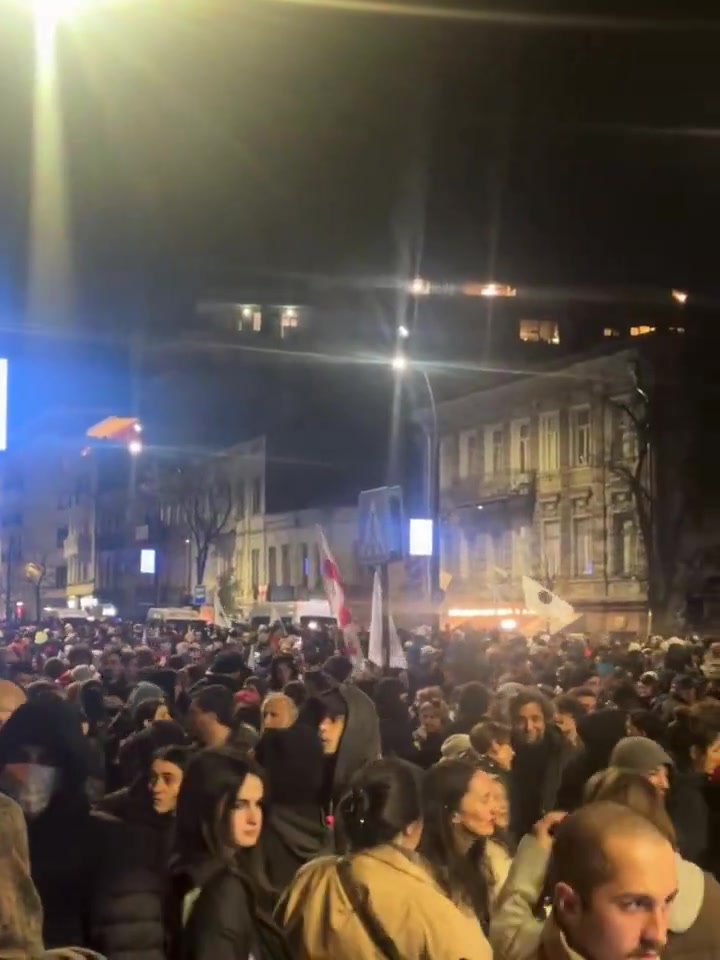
[358,486,404,565]
[193,585,207,605]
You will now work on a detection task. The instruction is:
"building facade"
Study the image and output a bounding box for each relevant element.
[427,347,649,636]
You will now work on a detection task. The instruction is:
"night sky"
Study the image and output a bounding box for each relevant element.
[1,0,719,441]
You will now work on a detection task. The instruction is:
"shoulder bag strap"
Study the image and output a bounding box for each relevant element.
[335,858,403,960]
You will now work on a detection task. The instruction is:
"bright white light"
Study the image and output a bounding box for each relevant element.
[476,504,484,511]
[671,289,688,304]
[500,618,518,631]
[185,538,191,545]
[140,549,156,575]
[307,620,319,630]
[242,306,253,318]
[398,325,410,339]
[409,518,433,557]
[392,354,408,372]
[408,277,430,296]
[133,422,143,433]
[128,439,142,456]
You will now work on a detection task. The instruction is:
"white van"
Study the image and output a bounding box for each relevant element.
[145,607,210,632]
[247,598,335,631]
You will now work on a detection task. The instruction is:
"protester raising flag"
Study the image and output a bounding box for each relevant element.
[316,525,362,662]
[522,575,578,632]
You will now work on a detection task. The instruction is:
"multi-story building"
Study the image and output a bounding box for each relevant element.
[425,345,651,635]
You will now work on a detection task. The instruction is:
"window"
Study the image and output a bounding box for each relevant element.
[630,325,655,337]
[615,407,637,462]
[603,327,620,338]
[570,407,591,466]
[512,420,531,473]
[484,426,504,476]
[251,478,263,515]
[439,437,457,489]
[669,326,685,334]
[518,319,560,345]
[458,430,478,479]
[572,517,593,577]
[542,521,561,581]
[280,308,299,337]
[268,547,277,587]
[613,515,636,576]
[235,485,245,519]
[281,544,291,584]
[251,549,260,588]
[300,543,309,588]
[56,526,68,549]
[539,413,560,472]
[55,566,67,589]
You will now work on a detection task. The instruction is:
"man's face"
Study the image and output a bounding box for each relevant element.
[149,759,183,815]
[585,676,602,695]
[318,714,345,755]
[276,661,293,686]
[556,834,677,960]
[555,711,578,742]
[514,701,546,745]
[106,654,122,680]
[262,697,294,730]
[578,694,598,714]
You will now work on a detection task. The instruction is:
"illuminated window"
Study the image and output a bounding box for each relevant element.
[280,308,299,337]
[252,311,262,332]
[630,325,655,337]
[519,319,560,344]
[669,326,685,334]
[604,328,620,338]
[570,407,591,466]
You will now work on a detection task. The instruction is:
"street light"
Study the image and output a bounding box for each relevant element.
[128,439,142,456]
[408,277,431,297]
[397,325,410,339]
[392,353,408,372]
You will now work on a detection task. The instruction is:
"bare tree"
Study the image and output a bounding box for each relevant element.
[161,462,233,587]
[606,340,708,632]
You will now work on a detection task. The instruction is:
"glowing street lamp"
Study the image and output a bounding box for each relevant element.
[397,325,410,339]
[671,289,688,305]
[391,354,408,372]
[408,277,431,297]
[128,439,143,456]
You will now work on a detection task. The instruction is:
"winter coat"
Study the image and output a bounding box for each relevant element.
[0,792,45,959]
[261,805,333,891]
[510,727,575,838]
[168,858,290,960]
[378,716,416,762]
[89,809,172,960]
[668,772,709,867]
[490,832,720,960]
[278,843,492,960]
[555,709,628,812]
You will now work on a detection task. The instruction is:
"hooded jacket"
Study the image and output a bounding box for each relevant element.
[278,844,492,960]
[262,806,334,891]
[490,833,720,960]
[328,683,381,806]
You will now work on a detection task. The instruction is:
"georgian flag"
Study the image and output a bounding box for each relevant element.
[522,576,578,632]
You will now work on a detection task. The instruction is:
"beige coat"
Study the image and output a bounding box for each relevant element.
[278,844,492,960]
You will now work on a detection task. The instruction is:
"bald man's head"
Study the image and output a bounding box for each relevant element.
[0,681,26,730]
[549,802,677,960]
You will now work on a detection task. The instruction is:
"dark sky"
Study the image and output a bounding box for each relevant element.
[2,0,720,326]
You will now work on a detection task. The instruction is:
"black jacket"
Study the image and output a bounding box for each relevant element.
[168,858,290,960]
[510,726,575,838]
[261,804,333,891]
[556,708,629,812]
[668,772,709,867]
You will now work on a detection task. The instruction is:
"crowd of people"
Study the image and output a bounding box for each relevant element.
[0,618,718,960]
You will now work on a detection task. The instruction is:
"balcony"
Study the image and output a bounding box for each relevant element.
[442,470,536,513]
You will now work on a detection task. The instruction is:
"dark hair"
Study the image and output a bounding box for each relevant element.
[567,686,597,704]
[554,695,586,725]
[470,720,511,755]
[191,685,235,727]
[174,748,265,864]
[212,652,247,676]
[420,759,491,930]
[666,706,718,771]
[78,680,107,736]
[282,679,307,710]
[168,655,186,671]
[610,681,642,712]
[454,682,491,726]
[133,698,166,731]
[374,677,408,723]
[25,679,61,702]
[323,655,353,684]
[67,645,93,668]
[509,688,553,723]
[337,758,422,851]
[153,744,193,772]
[318,689,348,721]
[245,675,269,698]
[43,657,66,681]
[627,709,665,742]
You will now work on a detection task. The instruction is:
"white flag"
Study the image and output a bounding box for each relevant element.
[522,576,578,632]
[213,592,231,630]
[368,567,407,669]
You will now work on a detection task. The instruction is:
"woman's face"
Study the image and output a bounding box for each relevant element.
[149,759,183,815]
[231,773,264,848]
[455,770,496,839]
[490,778,509,830]
[703,735,720,776]
[419,703,444,734]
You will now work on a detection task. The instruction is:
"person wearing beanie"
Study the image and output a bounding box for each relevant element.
[610,736,674,797]
[126,681,166,716]
[256,724,333,889]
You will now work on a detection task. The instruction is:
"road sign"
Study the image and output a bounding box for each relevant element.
[193,585,207,605]
[358,486,404,565]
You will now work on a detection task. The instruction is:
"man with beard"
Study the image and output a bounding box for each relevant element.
[509,689,575,838]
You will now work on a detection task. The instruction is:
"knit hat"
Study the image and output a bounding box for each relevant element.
[441,733,474,760]
[610,736,674,773]
[126,681,165,716]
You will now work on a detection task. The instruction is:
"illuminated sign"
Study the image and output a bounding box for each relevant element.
[409,518,433,557]
[140,548,156,574]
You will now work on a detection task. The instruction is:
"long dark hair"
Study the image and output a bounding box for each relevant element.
[173,748,268,885]
[420,759,491,931]
[337,758,422,852]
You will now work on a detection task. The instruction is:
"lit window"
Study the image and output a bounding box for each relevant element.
[253,311,262,332]
[519,319,560,344]
[669,326,685,334]
[281,308,299,337]
[603,328,620,338]
[570,407,591,466]
[630,325,655,337]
